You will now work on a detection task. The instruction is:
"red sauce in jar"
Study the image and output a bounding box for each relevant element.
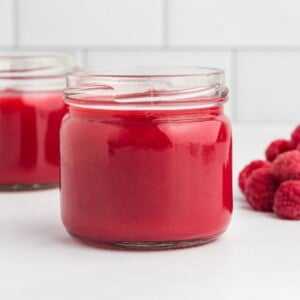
[60,105,232,246]
[0,91,67,186]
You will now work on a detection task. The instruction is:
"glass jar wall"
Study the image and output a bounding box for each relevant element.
[61,67,232,250]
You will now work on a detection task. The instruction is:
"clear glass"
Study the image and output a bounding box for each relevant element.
[61,66,232,250]
[0,53,74,190]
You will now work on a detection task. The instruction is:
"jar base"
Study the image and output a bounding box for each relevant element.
[0,183,58,191]
[69,232,221,250]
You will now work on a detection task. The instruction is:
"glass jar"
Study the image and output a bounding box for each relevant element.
[61,66,232,250]
[0,53,74,190]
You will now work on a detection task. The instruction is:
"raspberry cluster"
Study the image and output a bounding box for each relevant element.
[238,125,300,220]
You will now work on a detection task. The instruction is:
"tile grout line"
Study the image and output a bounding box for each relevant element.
[6,45,234,52]
[10,45,300,52]
[162,0,169,48]
[13,0,20,48]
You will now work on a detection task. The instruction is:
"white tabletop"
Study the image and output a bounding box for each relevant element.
[1,123,300,300]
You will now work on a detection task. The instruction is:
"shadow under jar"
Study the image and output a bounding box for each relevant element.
[0,53,74,190]
[61,66,233,250]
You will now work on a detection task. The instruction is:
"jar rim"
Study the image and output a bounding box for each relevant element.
[0,52,75,79]
[69,66,223,79]
[65,66,228,110]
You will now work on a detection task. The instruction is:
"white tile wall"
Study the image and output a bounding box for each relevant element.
[87,50,230,69]
[1,0,300,123]
[236,51,300,123]
[0,0,14,46]
[169,0,300,47]
[19,0,163,46]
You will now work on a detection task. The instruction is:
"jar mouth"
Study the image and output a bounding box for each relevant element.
[65,66,228,110]
[0,52,75,79]
[72,66,224,78]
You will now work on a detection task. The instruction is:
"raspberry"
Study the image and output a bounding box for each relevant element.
[238,160,271,194]
[290,125,300,148]
[272,150,300,181]
[273,180,300,220]
[245,166,278,212]
[265,139,291,162]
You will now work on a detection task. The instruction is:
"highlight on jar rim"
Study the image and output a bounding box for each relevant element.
[65,66,228,110]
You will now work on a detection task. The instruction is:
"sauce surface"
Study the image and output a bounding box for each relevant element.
[61,105,232,242]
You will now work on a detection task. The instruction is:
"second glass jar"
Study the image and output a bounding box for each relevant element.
[0,53,74,190]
